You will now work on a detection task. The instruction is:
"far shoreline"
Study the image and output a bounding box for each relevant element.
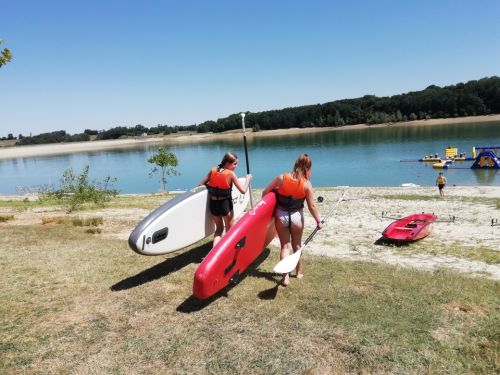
[1,114,499,160]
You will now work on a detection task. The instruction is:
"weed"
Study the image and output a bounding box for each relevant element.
[0,215,14,222]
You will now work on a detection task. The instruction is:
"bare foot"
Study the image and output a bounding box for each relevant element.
[296,273,304,279]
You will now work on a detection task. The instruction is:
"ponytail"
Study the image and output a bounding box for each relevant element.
[218,152,238,171]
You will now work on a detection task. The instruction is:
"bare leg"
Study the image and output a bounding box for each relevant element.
[290,215,305,278]
[275,217,291,286]
[223,211,234,233]
[212,215,224,247]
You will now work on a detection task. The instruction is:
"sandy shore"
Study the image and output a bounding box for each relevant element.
[1,185,499,281]
[1,114,499,160]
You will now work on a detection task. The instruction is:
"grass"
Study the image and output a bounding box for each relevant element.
[41,216,103,227]
[0,193,174,212]
[0,215,14,222]
[1,221,498,374]
[397,241,500,265]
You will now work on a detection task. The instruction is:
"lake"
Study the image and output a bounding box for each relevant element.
[1,121,499,194]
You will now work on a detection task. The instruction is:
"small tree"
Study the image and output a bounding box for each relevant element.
[148,147,179,191]
[41,165,118,213]
[0,39,12,68]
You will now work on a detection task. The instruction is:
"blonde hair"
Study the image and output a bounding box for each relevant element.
[218,152,238,170]
[292,154,312,179]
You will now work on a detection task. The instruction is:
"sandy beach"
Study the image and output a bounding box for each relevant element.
[1,114,499,160]
[1,185,499,280]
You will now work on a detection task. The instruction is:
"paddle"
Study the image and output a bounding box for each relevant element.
[240,112,253,207]
[273,190,347,274]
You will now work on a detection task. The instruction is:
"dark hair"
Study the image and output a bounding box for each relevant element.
[218,152,238,170]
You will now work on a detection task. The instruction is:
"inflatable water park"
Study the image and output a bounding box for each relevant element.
[401,146,500,169]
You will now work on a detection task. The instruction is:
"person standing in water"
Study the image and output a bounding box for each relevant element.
[262,154,322,286]
[436,172,447,197]
[200,152,252,246]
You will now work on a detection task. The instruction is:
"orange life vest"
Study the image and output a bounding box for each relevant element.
[207,167,232,198]
[276,173,306,210]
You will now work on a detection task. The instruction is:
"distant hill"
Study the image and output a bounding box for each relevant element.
[7,76,500,146]
[197,76,500,133]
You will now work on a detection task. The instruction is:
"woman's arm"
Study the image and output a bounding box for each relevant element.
[305,182,322,228]
[231,172,252,194]
[199,170,211,186]
[261,174,283,197]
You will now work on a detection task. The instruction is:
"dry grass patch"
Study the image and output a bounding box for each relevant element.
[1,221,499,375]
[0,214,14,222]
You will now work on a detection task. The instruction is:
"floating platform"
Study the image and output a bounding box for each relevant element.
[471,146,500,169]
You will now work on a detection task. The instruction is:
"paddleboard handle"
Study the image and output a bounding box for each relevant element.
[224,236,246,275]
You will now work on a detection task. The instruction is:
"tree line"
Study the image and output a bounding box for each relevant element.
[197,76,500,133]
[5,76,500,144]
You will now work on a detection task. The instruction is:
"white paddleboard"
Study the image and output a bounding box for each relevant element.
[128,178,250,255]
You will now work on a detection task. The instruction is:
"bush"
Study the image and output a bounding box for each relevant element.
[40,165,118,213]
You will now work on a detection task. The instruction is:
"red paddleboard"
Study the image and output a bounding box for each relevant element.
[382,213,437,242]
[193,192,277,299]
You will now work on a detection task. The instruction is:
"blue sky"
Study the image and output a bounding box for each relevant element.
[1,0,499,136]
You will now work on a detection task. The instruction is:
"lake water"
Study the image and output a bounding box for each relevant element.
[1,121,499,194]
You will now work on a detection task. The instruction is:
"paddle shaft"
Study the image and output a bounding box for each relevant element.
[241,113,253,207]
[303,191,346,246]
[273,190,347,274]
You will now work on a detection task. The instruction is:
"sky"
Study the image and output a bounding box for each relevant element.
[1,0,499,137]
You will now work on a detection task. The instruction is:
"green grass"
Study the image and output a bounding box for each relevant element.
[0,193,174,212]
[1,222,498,374]
[397,241,500,265]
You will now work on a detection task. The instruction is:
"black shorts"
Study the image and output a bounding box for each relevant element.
[438,184,445,190]
[209,198,233,217]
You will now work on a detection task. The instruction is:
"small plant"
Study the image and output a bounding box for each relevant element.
[85,227,102,234]
[71,216,103,227]
[41,216,67,225]
[0,215,14,222]
[148,147,179,191]
[40,165,118,213]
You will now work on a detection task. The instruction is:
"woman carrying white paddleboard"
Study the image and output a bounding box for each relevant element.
[262,154,322,286]
[200,152,252,246]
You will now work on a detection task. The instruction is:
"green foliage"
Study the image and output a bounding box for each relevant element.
[148,147,179,191]
[15,130,90,145]
[197,76,500,131]
[0,39,12,68]
[40,165,118,213]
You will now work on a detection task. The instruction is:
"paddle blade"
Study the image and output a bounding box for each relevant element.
[273,249,302,274]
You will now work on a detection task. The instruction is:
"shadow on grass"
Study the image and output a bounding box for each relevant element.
[110,242,212,291]
[177,248,276,313]
[374,237,411,247]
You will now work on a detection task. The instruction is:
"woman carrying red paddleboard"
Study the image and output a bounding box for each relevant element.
[262,154,322,286]
[200,152,252,246]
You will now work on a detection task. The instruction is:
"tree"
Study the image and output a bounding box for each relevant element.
[0,39,12,68]
[148,147,179,191]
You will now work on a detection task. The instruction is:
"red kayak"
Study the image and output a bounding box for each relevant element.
[382,213,437,242]
[193,192,277,299]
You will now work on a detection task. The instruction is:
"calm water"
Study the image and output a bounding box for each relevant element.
[1,121,499,194]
